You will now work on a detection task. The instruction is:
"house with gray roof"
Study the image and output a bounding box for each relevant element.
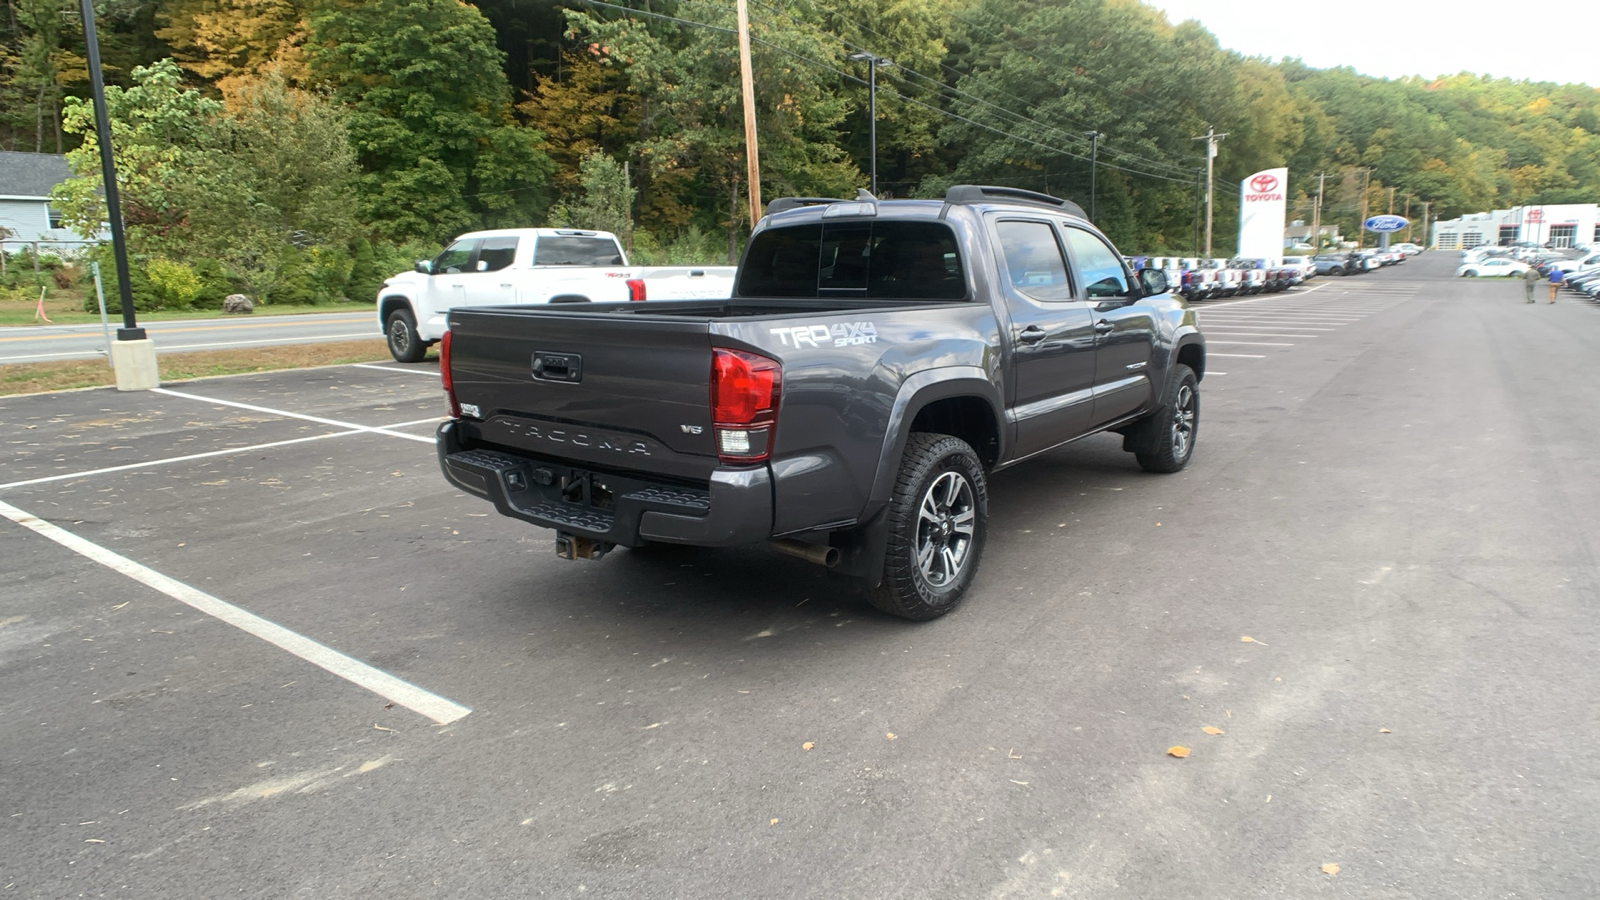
[0,150,97,249]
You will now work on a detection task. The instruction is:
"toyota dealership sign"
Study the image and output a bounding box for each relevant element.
[1238,167,1288,259]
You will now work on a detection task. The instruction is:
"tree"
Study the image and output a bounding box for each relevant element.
[155,0,310,92]
[306,0,554,242]
[183,69,360,302]
[51,58,224,249]
[547,150,636,243]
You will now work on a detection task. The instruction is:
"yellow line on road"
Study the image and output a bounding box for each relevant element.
[0,314,371,343]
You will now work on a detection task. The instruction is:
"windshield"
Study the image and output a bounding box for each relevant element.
[534,236,624,266]
[737,220,967,300]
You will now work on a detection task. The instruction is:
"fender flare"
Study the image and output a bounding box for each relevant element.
[1169,331,1206,383]
[867,367,1006,507]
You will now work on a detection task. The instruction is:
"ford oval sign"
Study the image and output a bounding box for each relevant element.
[1363,215,1409,233]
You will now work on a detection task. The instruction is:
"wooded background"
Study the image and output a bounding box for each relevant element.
[4,0,1596,309]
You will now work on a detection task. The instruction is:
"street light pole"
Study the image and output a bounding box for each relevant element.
[848,51,893,195]
[1083,130,1101,221]
[79,0,141,341]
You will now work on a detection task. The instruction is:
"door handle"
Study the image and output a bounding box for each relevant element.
[1093,319,1115,334]
[499,283,514,288]
[1017,326,1046,344]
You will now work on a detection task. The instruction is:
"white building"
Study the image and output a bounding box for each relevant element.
[0,150,93,251]
[1432,203,1599,250]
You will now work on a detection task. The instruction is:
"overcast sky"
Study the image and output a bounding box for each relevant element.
[1153,0,1600,87]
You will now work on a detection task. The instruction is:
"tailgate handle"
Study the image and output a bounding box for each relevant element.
[532,351,582,383]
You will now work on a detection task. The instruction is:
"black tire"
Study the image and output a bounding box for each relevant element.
[386,307,427,363]
[865,433,989,621]
[1134,364,1199,474]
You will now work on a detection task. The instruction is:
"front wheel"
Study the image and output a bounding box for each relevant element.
[866,433,989,621]
[386,308,427,363]
[1135,364,1199,474]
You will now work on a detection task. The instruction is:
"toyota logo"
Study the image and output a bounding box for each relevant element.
[1249,174,1279,193]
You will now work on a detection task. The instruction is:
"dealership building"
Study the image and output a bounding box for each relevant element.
[1431,203,1599,250]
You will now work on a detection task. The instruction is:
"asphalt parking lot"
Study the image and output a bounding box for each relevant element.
[4,253,1599,898]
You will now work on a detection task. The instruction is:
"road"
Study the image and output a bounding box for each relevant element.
[0,310,377,364]
[2,254,1597,898]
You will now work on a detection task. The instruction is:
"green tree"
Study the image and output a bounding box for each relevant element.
[51,58,224,249]
[306,0,554,241]
[548,150,637,243]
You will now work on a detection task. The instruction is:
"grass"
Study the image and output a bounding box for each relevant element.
[0,339,403,397]
[0,292,371,327]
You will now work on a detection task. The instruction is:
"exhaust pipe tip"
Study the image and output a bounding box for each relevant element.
[769,539,840,569]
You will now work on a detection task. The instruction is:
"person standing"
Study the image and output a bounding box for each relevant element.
[1522,265,1540,303]
[1548,266,1565,303]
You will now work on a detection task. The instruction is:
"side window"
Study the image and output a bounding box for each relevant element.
[476,236,518,272]
[433,239,479,274]
[994,220,1074,301]
[1062,228,1132,298]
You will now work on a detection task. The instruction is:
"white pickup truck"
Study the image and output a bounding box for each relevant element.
[376,227,736,361]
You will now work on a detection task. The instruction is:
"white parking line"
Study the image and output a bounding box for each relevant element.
[1208,341,1295,346]
[1203,332,1320,339]
[153,388,434,444]
[1209,353,1267,358]
[0,430,363,491]
[351,363,439,376]
[0,498,472,725]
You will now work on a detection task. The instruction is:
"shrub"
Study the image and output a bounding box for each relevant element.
[145,258,204,307]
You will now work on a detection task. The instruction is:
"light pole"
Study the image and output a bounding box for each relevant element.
[79,0,158,389]
[848,51,893,195]
[1083,130,1101,221]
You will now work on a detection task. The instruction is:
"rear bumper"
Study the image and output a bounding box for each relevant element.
[436,420,772,547]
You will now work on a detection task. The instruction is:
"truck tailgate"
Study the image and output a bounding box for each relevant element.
[447,306,719,482]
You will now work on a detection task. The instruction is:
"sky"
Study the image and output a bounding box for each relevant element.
[1152,0,1600,87]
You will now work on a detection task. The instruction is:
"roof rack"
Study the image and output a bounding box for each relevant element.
[944,184,1087,219]
[767,189,878,216]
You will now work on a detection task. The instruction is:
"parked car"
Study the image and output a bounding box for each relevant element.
[434,185,1206,620]
[1314,253,1356,276]
[1457,258,1531,277]
[376,228,736,362]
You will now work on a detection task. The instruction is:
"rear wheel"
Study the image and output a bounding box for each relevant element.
[866,433,988,621]
[386,308,427,363]
[1134,364,1199,474]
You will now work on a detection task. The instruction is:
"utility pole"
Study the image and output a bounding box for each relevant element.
[1387,186,1396,215]
[847,50,894,196]
[735,0,762,226]
[1193,126,1227,257]
[1311,173,1327,251]
[1420,201,1431,248]
[1084,130,1101,221]
[1193,168,1203,254]
[1356,169,1372,249]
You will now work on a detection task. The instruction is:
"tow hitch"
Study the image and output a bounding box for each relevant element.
[556,532,614,560]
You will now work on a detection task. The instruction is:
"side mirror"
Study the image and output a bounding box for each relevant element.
[1137,267,1170,296]
[414,259,433,274]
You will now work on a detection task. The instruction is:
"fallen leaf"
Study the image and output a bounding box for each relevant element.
[1240,636,1267,645]
[1202,726,1224,735]
[1008,748,1023,759]
[1321,863,1340,876]
[885,733,897,741]
[84,839,105,844]
[373,724,396,733]
[1009,780,1029,786]
[802,742,814,751]
[1380,728,1391,734]
[770,818,779,825]
[1167,746,1191,758]
[383,702,394,710]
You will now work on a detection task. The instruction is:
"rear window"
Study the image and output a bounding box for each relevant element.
[737,221,966,300]
[534,236,624,266]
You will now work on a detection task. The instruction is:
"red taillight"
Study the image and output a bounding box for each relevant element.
[440,329,461,419]
[710,349,781,463]
[626,278,646,302]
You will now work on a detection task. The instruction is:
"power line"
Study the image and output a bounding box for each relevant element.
[759,0,1198,177]
[569,0,1201,187]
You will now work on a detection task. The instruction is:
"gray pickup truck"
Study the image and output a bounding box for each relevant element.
[435,185,1205,620]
